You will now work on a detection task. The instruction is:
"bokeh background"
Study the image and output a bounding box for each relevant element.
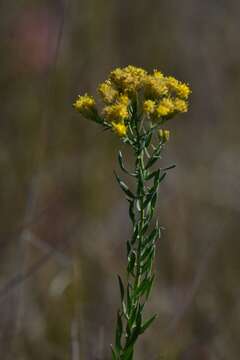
[0,1,239,359]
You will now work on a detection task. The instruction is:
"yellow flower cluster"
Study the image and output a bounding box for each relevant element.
[103,95,129,123]
[73,66,191,137]
[109,65,147,94]
[143,100,155,116]
[142,71,191,120]
[156,98,175,117]
[174,98,188,112]
[73,94,96,118]
[144,70,168,98]
[98,80,118,104]
[166,77,191,99]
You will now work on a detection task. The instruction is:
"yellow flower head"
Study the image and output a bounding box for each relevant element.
[117,94,130,106]
[166,76,191,100]
[98,80,118,104]
[73,94,96,118]
[103,103,129,122]
[156,104,170,117]
[112,122,127,137]
[73,94,95,111]
[166,76,179,90]
[161,98,175,111]
[143,100,156,116]
[176,83,191,99]
[144,74,168,98]
[158,129,170,142]
[110,65,147,94]
[155,97,175,118]
[174,98,188,113]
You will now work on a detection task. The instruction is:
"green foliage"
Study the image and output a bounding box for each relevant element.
[111,111,173,359]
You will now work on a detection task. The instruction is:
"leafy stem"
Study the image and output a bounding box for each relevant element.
[111,109,171,360]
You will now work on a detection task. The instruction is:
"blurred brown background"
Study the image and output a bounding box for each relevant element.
[0,0,239,359]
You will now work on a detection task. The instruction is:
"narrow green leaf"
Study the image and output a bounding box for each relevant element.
[127,308,142,347]
[150,192,158,212]
[128,199,135,223]
[143,192,158,220]
[145,169,159,181]
[136,199,141,212]
[117,275,124,302]
[146,156,158,170]
[140,314,157,334]
[146,144,162,169]
[126,321,140,349]
[141,247,155,274]
[144,129,153,148]
[118,151,136,176]
[136,309,142,330]
[156,171,167,185]
[128,304,138,329]
[143,182,158,208]
[115,311,123,352]
[153,169,161,186]
[114,172,135,199]
[131,224,140,244]
[141,246,155,267]
[127,284,132,314]
[143,190,156,208]
[143,172,166,208]
[144,146,151,159]
[141,221,149,235]
[135,276,150,297]
[141,243,154,262]
[142,226,159,247]
[127,251,136,275]
[145,274,155,300]
[123,300,128,318]
[162,164,176,171]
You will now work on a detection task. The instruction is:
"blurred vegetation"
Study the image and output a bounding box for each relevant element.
[0,0,239,359]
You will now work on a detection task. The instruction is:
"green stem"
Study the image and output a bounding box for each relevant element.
[135,150,144,289]
[112,111,165,360]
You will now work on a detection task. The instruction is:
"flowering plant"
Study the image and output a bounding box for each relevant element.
[74,65,191,359]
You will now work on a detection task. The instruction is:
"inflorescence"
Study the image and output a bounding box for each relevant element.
[73,65,191,138]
